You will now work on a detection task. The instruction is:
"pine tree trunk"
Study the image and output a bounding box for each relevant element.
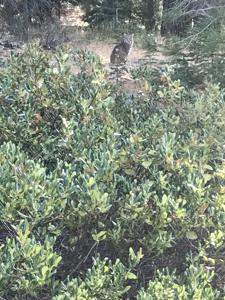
[143,0,155,30]
[154,0,163,42]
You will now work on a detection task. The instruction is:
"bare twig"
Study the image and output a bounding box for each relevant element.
[66,241,98,279]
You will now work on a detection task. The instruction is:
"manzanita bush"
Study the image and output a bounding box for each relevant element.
[0,43,225,298]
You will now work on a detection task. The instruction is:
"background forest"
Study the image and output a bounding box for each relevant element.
[1,0,225,299]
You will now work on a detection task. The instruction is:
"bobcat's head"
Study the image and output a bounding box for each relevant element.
[121,33,134,47]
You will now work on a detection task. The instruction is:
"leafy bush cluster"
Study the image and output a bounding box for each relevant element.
[166,16,225,89]
[1,44,225,298]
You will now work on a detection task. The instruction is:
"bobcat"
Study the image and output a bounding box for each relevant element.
[110,33,134,65]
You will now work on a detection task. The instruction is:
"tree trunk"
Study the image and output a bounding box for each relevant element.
[143,0,155,30]
[154,0,163,42]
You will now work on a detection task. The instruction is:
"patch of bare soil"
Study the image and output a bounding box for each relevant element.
[88,40,149,67]
[55,227,198,299]
[0,40,25,66]
[59,4,150,69]
[0,4,172,91]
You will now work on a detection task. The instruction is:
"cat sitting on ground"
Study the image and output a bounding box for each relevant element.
[110,33,134,65]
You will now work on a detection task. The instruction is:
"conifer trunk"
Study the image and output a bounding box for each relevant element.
[154,0,163,41]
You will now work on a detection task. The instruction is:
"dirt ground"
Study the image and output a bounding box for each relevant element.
[0,4,172,76]
[0,11,162,98]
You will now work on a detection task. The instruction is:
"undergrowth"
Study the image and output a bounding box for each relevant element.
[0,43,225,299]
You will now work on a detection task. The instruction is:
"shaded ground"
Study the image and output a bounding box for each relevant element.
[54,225,198,300]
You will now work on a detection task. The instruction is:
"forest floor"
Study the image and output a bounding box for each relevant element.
[0,4,174,83]
[0,6,178,104]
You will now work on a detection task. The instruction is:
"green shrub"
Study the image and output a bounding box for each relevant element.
[54,248,143,300]
[0,142,67,235]
[0,221,61,298]
[1,43,225,298]
[137,257,220,300]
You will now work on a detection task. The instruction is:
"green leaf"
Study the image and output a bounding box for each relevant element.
[186,231,198,240]
[126,272,137,280]
[92,231,107,241]
[121,285,131,294]
[41,266,49,277]
[124,168,136,176]
[142,160,152,169]
[129,248,136,261]
[88,177,96,187]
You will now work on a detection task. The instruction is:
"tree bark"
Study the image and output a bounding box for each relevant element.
[143,0,155,30]
[154,0,164,42]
